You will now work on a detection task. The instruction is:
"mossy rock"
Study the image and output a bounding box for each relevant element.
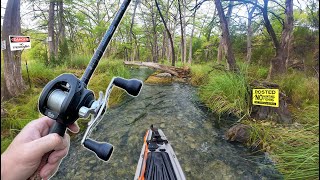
[145,72,173,84]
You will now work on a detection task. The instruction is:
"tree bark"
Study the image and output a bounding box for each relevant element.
[178,0,186,64]
[155,0,176,66]
[214,0,237,71]
[246,2,257,63]
[182,0,187,64]
[130,0,139,61]
[283,0,294,69]
[2,0,26,99]
[48,0,56,60]
[264,0,293,79]
[151,2,158,63]
[217,1,233,64]
[188,0,198,65]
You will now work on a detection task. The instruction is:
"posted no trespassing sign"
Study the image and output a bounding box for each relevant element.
[252,89,279,107]
[9,35,31,51]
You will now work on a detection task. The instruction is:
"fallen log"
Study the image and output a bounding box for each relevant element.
[123,61,179,76]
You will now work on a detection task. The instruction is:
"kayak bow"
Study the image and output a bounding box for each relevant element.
[134,125,186,180]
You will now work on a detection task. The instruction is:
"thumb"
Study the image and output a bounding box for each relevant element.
[29,133,64,156]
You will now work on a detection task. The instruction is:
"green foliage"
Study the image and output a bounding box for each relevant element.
[58,40,70,64]
[271,122,319,180]
[276,71,319,106]
[199,68,250,118]
[190,64,212,86]
[22,62,59,87]
[1,89,42,135]
[247,64,269,80]
[250,36,275,66]
[68,54,91,69]
[96,59,130,78]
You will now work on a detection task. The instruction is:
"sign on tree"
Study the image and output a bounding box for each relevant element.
[9,35,31,51]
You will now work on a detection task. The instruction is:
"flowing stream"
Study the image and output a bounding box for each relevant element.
[52,68,282,180]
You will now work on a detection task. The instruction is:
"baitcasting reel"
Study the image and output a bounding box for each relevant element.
[39,75,142,161]
[37,0,136,162]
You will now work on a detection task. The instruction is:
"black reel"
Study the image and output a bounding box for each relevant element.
[38,74,95,136]
[39,76,142,161]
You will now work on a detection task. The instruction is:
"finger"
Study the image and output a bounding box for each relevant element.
[67,122,80,133]
[17,117,55,142]
[32,116,56,136]
[47,147,69,164]
[29,133,66,156]
[40,159,61,179]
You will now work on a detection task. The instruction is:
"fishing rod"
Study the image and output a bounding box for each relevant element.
[29,0,143,179]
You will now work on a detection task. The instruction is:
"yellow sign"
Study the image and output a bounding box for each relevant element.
[252,89,279,107]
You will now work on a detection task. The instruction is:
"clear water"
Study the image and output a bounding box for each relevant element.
[52,68,282,180]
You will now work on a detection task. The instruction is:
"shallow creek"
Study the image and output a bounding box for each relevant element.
[52,68,282,180]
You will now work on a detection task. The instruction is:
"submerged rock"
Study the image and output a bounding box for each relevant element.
[225,124,251,143]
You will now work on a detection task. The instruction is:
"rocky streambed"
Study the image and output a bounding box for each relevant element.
[52,68,282,180]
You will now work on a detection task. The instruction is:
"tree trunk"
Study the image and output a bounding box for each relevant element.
[48,0,56,60]
[214,0,237,71]
[2,0,26,99]
[263,0,293,79]
[59,1,65,39]
[182,0,187,64]
[217,1,233,64]
[151,2,158,63]
[177,0,185,64]
[246,2,257,63]
[283,0,294,69]
[188,0,198,65]
[130,0,139,61]
[155,0,176,66]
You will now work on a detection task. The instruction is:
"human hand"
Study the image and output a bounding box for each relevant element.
[1,116,80,180]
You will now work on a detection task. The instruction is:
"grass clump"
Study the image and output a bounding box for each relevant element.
[190,64,212,86]
[97,59,130,78]
[276,72,319,106]
[1,88,42,153]
[68,54,91,69]
[199,69,250,118]
[247,64,269,81]
[22,62,59,87]
[271,122,319,179]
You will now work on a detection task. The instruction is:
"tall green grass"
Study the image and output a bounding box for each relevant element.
[276,72,319,107]
[22,62,59,87]
[271,121,319,180]
[68,54,92,69]
[198,66,250,118]
[190,64,212,86]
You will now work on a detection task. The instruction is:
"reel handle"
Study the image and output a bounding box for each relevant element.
[113,77,143,96]
[27,121,67,180]
[83,138,113,161]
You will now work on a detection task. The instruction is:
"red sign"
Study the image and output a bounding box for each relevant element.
[9,35,31,51]
[10,37,30,43]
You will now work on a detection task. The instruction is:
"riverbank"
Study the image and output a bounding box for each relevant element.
[190,62,319,179]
